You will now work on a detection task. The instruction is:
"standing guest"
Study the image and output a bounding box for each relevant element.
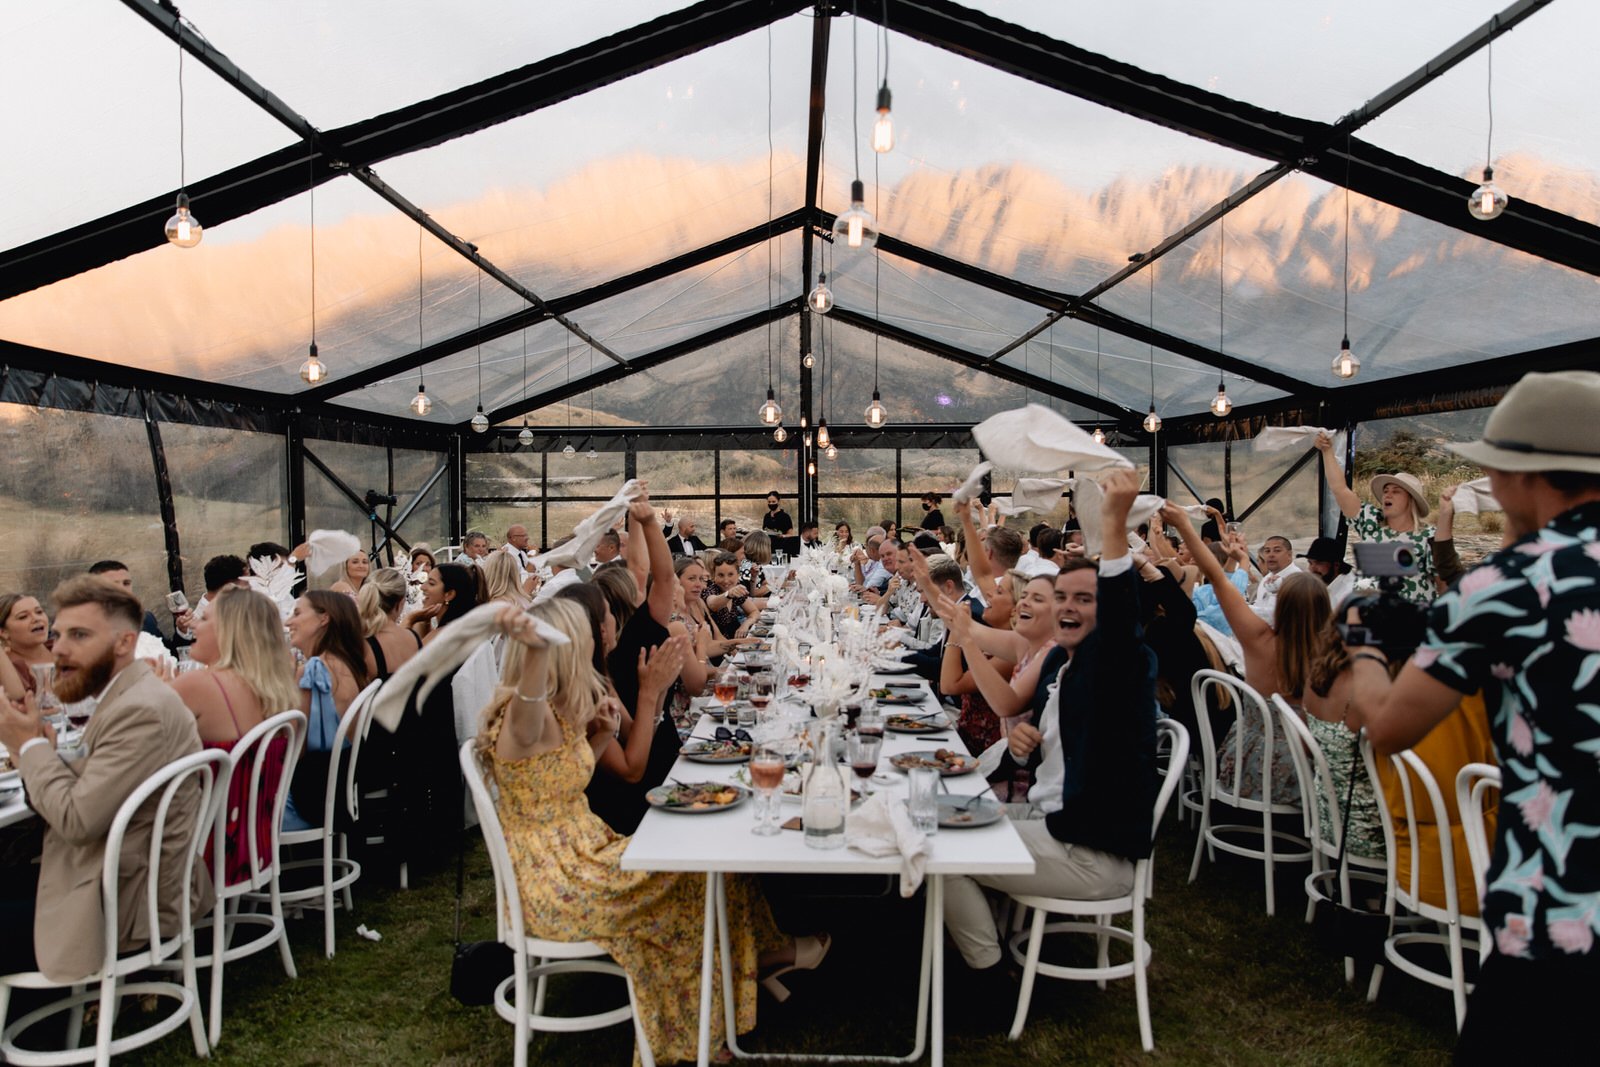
[592,530,623,567]
[762,491,794,537]
[1248,535,1302,622]
[329,552,371,597]
[281,591,370,832]
[920,492,946,531]
[1192,539,1251,638]
[1348,371,1600,1060]
[0,577,212,980]
[1316,433,1438,604]
[87,559,171,646]
[459,530,492,565]
[665,514,708,557]
[1,593,52,696]
[357,568,422,684]
[941,471,1158,1016]
[404,562,480,646]
[171,587,298,886]
[1299,537,1355,607]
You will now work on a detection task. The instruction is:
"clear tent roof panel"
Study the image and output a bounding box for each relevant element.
[0,176,527,390]
[820,21,1271,296]
[0,0,294,252]
[372,13,814,301]
[1361,1,1600,230]
[1093,172,1600,388]
[824,248,1046,356]
[174,1,691,130]
[568,235,802,360]
[994,0,1509,124]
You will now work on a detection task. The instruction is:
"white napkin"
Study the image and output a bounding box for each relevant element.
[307,529,362,576]
[1196,619,1246,675]
[1009,477,1074,513]
[1252,426,1347,470]
[1074,478,1167,556]
[951,461,993,506]
[370,602,569,733]
[845,792,931,896]
[1450,477,1500,515]
[971,404,1133,474]
[1178,504,1212,523]
[532,479,645,570]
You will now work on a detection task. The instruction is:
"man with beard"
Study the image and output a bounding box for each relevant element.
[0,576,211,980]
[939,469,1160,1023]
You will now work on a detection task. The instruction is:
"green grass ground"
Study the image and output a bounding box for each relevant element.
[96,813,1458,1067]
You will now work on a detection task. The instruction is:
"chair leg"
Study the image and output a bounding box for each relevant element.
[1095,915,1110,991]
[399,861,409,890]
[183,938,210,1057]
[339,835,355,912]
[1448,921,1467,1032]
[626,973,656,1067]
[1188,802,1208,883]
[323,839,337,960]
[513,957,530,1067]
[1262,806,1277,917]
[94,974,117,1067]
[1008,908,1048,1040]
[1134,902,1153,1052]
[209,901,228,1048]
[272,871,298,980]
[65,985,83,1049]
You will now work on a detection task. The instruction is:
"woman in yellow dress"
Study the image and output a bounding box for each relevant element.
[476,599,828,1063]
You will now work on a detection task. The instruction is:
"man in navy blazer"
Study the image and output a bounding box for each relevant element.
[941,469,1160,1010]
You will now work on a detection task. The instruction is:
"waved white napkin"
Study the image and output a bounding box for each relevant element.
[845,792,931,896]
[951,462,993,506]
[1074,479,1167,556]
[370,602,569,734]
[1450,477,1500,515]
[1252,426,1347,470]
[1009,477,1074,513]
[972,404,1133,474]
[307,529,363,576]
[533,479,645,570]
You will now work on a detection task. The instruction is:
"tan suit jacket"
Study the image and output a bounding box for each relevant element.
[18,660,213,982]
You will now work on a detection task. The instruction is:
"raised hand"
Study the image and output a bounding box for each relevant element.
[497,605,549,649]
[1314,431,1334,453]
[640,635,690,692]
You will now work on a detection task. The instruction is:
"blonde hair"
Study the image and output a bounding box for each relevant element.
[742,530,773,565]
[481,551,529,609]
[475,598,605,778]
[356,568,408,638]
[341,554,370,590]
[210,588,300,715]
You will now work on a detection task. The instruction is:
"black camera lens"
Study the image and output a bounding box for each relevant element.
[1394,547,1415,569]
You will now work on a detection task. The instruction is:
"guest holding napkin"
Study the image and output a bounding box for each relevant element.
[1315,431,1439,604]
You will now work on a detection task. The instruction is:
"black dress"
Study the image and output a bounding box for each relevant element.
[586,606,678,835]
[921,508,946,531]
[762,508,793,535]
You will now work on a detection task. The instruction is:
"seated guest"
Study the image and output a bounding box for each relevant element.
[501,524,534,576]
[703,553,754,641]
[0,577,212,980]
[459,530,492,565]
[861,541,902,601]
[942,471,1159,1011]
[664,512,708,557]
[1192,540,1251,637]
[282,591,370,831]
[482,550,531,611]
[477,599,827,1062]
[358,568,422,684]
[675,556,748,667]
[404,562,480,646]
[409,546,437,575]
[881,519,901,545]
[176,554,250,640]
[1,593,52,696]
[833,521,854,548]
[1015,525,1060,578]
[87,559,175,647]
[718,518,739,543]
[1248,535,1303,622]
[1302,605,1392,863]
[247,542,309,598]
[740,531,775,597]
[592,530,623,568]
[172,587,297,886]
[329,552,371,598]
[798,519,823,549]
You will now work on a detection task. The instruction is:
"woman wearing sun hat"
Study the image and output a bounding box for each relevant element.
[1315,435,1438,604]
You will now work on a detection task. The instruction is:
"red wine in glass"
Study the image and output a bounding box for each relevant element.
[842,703,862,729]
[66,707,92,730]
[857,722,885,740]
[851,760,877,781]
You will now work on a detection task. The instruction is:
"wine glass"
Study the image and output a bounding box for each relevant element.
[713,664,738,720]
[847,734,883,797]
[749,743,786,835]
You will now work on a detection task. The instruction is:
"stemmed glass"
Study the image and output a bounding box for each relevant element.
[749,743,786,835]
[713,663,738,720]
[848,733,883,797]
[30,664,65,730]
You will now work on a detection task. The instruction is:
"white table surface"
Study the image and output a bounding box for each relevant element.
[0,792,30,830]
[621,673,1034,1066]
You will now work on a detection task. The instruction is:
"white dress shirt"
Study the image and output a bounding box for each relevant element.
[1249,561,1303,623]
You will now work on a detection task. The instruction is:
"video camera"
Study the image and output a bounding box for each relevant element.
[1337,542,1428,661]
[364,489,399,509]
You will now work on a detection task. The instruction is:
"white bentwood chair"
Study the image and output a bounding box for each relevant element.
[0,749,229,1067]
[246,679,381,959]
[458,741,654,1067]
[1188,670,1310,915]
[1005,718,1190,1052]
[1455,763,1501,965]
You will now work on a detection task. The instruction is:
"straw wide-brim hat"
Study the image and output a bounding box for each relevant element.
[1368,471,1430,519]
[1449,370,1600,475]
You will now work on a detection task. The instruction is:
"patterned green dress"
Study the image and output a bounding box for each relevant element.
[1350,502,1437,604]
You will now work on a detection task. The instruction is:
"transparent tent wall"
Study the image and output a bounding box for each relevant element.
[1166,440,1320,552]
[163,423,288,605]
[304,439,451,582]
[0,405,171,628]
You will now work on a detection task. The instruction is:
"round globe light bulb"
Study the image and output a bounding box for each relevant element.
[1210,386,1233,417]
[299,343,326,384]
[165,193,203,248]
[1143,407,1162,434]
[864,391,887,429]
[410,385,433,416]
[518,425,534,446]
[1468,167,1509,221]
[586,447,598,460]
[1091,427,1107,446]
[758,389,783,426]
[833,180,879,250]
[774,424,789,443]
[824,443,839,459]
[1332,338,1361,380]
[562,442,576,457]
[807,277,834,314]
[470,407,489,433]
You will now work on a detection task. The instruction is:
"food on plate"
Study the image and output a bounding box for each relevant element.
[682,739,753,760]
[890,748,969,772]
[654,782,741,809]
[885,713,944,732]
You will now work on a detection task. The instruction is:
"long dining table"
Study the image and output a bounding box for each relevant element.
[620,672,1034,1066]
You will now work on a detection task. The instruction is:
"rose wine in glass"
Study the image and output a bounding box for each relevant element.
[713,665,738,709]
[750,745,785,836]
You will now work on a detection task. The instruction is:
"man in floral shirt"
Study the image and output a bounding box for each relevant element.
[1350,371,1600,1061]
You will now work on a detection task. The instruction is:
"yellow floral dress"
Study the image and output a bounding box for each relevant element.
[491,709,783,1064]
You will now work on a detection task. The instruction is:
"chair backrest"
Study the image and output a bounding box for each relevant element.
[322,678,383,830]
[1151,718,1191,835]
[1272,695,1329,857]
[1388,749,1462,922]
[104,748,230,973]
[452,640,500,747]
[459,740,523,949]
[1455,763,1501,911]
[1189,668,1282,808]
[219,709,306,897]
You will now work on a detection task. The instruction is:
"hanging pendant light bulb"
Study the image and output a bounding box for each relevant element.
[1332,336,1361,380]
[517,422,534,446]
[299,342,326,384]
[1091,427,1107,446]
[816,419,831,449]
[758,388,783,426]
[864,389,887,429]
[562,442,576,457]
[774,424,789,443]
[470,406,489,433]
[808,460,817,477]
[1212,220,1232,418]
[872,84,894,153]
[833,180,879,250]
[1468,167,1508,221]
[804,433,813,448]
[1210,383,1233,417]
[802,351,816,369]
[165,193,202,248]
[410,384,433,416]
[824,443,839,460]
[1143,406,1162,434]
[807,275,834,314]
[586,446,598,460]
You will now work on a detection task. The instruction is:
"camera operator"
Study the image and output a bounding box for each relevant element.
[1346,371,1600,1061]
